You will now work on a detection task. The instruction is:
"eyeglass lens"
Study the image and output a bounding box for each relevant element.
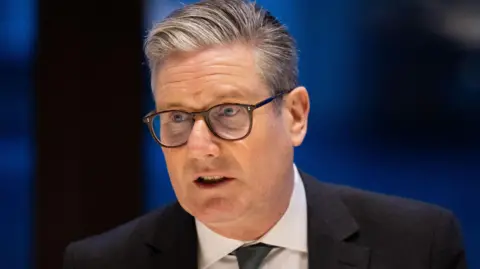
[151,104,251,146]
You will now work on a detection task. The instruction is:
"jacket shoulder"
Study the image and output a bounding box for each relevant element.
[322,181,462,252]
[327,182,455,224]
[322,181,466,267]
[63,205,171,268]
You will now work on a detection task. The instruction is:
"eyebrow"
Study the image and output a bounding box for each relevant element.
[158,89,249,111]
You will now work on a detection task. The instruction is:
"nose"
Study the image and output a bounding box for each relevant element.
[186,118,220,160]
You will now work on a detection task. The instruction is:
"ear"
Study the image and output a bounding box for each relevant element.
[283,86,310,147]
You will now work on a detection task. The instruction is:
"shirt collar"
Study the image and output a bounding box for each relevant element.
[196,220,243,269]
[196,163,308,269]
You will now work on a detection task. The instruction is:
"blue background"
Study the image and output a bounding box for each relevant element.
[0,0,35,268]
[0,0,478,268]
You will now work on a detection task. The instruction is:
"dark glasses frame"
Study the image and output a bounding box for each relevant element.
[143,89,293,148]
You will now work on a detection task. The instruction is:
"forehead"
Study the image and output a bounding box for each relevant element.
[153,43,268,110]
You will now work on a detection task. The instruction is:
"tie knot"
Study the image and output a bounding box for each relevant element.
[235,243,275,269]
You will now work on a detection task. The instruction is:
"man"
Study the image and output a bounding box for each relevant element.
[63,0,467,268]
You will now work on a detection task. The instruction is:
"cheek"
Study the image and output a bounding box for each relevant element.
[161,148,174,171]
[237,116,289,170]
[162,148,184,167]
[253,115,289,150]
[162,149,185,186]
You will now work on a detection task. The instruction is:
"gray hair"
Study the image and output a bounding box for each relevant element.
[144,0,298,97]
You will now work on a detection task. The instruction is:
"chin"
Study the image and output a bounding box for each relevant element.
[182,195,247,222]
[197,213,242,225]
[194,205,245,224]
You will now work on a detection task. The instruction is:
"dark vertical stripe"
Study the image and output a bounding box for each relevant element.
[35,1,144,268]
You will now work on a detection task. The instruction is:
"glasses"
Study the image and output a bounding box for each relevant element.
[143,90,292,148]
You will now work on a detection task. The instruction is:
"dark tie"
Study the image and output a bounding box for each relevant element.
[234,243,274,269]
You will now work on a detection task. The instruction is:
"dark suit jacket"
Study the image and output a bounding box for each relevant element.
[63,171,467,269]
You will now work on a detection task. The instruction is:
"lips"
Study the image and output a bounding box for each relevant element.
[194,175,234,187]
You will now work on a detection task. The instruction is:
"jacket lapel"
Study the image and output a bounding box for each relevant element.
[300,171,371,269]
[142,203,198,269]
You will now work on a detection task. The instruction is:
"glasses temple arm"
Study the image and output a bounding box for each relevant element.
[253,89,293,108]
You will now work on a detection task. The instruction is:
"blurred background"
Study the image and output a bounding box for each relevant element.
[0,0,479,268]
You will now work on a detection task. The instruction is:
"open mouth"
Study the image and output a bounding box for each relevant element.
[195,176,233,186]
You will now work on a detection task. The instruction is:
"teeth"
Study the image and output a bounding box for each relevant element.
[200,176,224,181]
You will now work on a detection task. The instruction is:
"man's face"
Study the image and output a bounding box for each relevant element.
[153,43,308,226]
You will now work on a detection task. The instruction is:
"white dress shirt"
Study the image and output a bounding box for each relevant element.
[195,164,308,269]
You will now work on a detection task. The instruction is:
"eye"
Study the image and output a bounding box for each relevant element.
[221,106,239,117]
[171,112,188,122]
